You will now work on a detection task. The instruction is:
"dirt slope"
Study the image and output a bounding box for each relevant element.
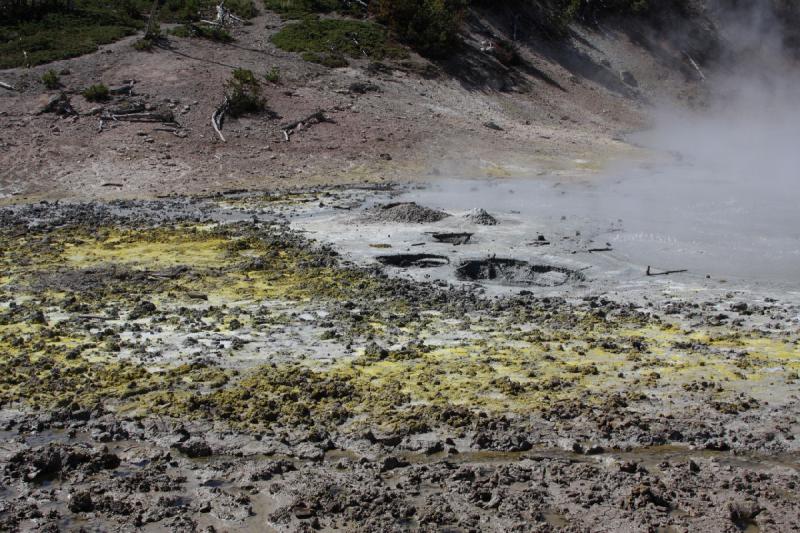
[0,9,703,202]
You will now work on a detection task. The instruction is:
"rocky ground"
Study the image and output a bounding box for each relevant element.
[0,191,797,532]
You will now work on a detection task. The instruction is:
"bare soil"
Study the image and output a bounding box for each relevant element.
[0,11,696,203]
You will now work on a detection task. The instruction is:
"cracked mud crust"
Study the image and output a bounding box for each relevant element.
[0,190,798,532]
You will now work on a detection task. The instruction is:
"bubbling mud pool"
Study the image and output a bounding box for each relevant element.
[392,166,800,287]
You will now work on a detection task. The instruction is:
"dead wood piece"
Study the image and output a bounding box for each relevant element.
[39,93,77,116]
[212,97,229,142]
[0,81,15,91]
[646,266,688,277]
[108,103,146,115]
[281,110,331,140]
[109,83,135,95]
[111,111,175,122]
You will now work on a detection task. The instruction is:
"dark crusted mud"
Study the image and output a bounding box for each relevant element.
[0,190,798,532]
[456,258,585,287]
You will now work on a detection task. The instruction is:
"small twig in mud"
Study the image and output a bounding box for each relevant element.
[646,266,688,276]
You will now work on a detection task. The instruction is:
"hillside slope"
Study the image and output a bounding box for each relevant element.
[0,2,713,202]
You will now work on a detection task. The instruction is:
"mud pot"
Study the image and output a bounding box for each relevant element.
[0,187,799,532]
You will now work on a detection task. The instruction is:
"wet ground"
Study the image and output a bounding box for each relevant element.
[0,187,798,532]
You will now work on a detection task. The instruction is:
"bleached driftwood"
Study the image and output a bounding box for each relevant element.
[646,266,688,277]
[0,81,15,91]
[201,1,244,27]
[280,110,331,141]
[212,97,229,142]
[684,52,706,82]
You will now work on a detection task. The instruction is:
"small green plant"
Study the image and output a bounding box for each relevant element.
[133,37,155,51]
[82,84,110,102]
[225,68,264,117]
[41,69,60,89]
[301,52,348,68]
[264,66,281,83]
[271,17,406,64]
[193,24,234,42]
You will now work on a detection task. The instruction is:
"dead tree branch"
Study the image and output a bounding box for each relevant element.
[684,52,705,82]
[280,110,331,140]
[0,81,16,91]
[212,97,229,142]
[646,266,688,277]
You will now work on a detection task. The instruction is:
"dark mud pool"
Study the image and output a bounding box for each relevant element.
[0,188,798,532]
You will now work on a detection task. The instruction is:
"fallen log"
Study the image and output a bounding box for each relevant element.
[646,266,688,276]
[281,110,331,140]
[684,52,706,82]
[212,97,229,142]
[110,112,174,122]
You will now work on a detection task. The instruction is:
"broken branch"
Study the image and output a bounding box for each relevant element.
[646,266,688,277]
[0,81,15,91]
[684,52,705,82]
[212,97,229,142]
[280,110,331,140]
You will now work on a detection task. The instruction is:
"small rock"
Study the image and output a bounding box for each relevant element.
[173,438,212,458]
[483,121,503,131]
[68,491,94,513]
[381,456,410,472]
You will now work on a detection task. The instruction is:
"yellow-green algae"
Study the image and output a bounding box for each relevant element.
[0,219,797,434]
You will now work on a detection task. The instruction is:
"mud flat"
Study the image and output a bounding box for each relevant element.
[0,189,799,532]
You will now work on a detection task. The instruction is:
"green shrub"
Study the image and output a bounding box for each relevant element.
[264,66,281,83]
[41,69,60,89]
[190,23,234,41]
[133,37,154,50]
[370,0,466,58]
[301,51,348,68]
[263,0,365,19]
[225,68,265,117]
[271,17,406,63]
[83,84,110,102]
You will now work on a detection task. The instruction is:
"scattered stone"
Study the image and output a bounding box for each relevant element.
[68,491,94,513]
[464,208,498,225]
[173,438,212,458]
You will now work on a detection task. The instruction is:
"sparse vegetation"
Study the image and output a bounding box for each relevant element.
[169,22,233,41]
[264,66,281,83]
[0,0,258,69]
[370,0,467,58]
[271,17,407,66]
[41,69,60,89]
[262,0,365,18]
[225,68,265,117]
[82,83,110,102]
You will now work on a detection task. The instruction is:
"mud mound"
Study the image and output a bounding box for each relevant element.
[377,254,450,268]
[464,208,498,225]
[366,202,450,224]
[456,258,584,286]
